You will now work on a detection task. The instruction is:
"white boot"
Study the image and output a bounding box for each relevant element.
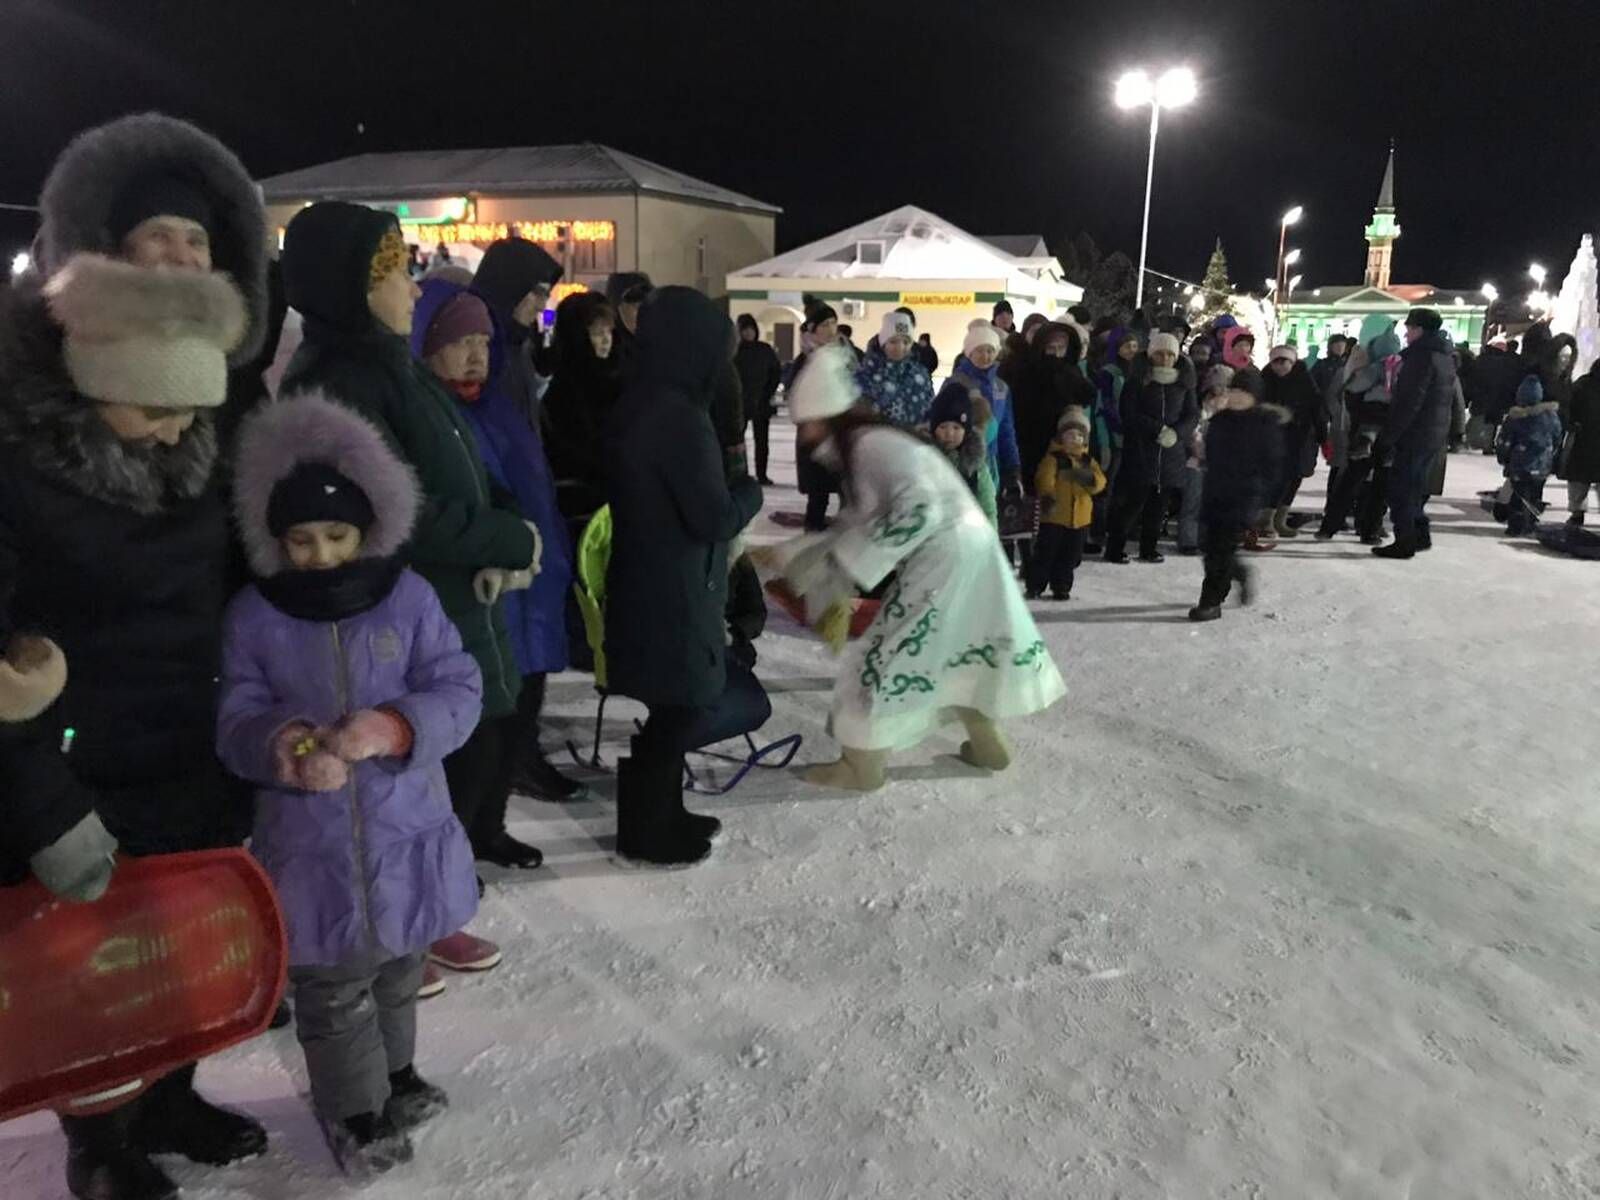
[804,747,889,791]
[954,708,1012,771]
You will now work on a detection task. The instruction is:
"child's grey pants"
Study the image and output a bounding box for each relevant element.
[1177,465,1204,551]
[289,951,426,1120]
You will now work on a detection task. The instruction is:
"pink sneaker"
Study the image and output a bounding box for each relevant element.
[428,930,503,973]
[417,962,447,1000]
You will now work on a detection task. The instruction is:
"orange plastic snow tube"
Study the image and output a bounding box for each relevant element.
[0,848,287,1122]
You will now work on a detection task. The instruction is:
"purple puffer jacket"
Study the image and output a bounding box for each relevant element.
[218,569,483,968]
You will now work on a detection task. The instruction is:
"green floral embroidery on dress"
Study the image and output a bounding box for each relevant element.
[885,673,935,697]
[1011,640,1047,670]
[880,577,908,621]
[946,643,1000,669]
[859,635,886,693]
[871,502,929,548]
[894,607,938,657]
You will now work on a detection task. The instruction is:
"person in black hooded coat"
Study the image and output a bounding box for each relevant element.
[1261,346,1326,536]
[1011,321,1096,491]
[540,290,622,522]
[605,287,767,866]
[472,238,563,427]
[1190,391,1287,621]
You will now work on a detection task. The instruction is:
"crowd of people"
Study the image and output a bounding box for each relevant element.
[0,110,1591,1200]
[792,286,1598,617]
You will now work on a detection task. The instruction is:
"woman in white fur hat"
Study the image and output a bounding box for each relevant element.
[760,346,1065,791]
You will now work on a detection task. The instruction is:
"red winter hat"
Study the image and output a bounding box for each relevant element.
[422,291,493,358]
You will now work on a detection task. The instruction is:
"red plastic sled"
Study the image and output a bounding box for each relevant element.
[764,580,881,639]
[0,848,287,1122]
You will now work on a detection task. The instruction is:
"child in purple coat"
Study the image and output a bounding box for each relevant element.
[219,391,483,1177]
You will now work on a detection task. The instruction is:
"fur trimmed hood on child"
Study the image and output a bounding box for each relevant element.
[232,389,420,578]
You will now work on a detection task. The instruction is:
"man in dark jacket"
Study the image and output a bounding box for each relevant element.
[1373,308,1458,558]
[605,287,765,867]
[472,237,563,427]
[734,313,782,484]
[0,112,271,1200]
[281,202,543,872]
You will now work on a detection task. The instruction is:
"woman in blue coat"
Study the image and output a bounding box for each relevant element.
[412,280,583,802]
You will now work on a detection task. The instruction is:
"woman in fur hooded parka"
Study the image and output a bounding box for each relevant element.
[0,111,271,1200]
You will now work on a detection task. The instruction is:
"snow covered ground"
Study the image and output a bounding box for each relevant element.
[6,445,1600,1199]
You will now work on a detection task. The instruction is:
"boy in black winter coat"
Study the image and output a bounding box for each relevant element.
[1190,390,1288,622]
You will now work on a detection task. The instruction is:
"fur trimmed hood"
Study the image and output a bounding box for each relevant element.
[233,390,420,577]
[0,282,219,514]
[0,636,67,723]
[45,254,247,410]
[33,113,268,365]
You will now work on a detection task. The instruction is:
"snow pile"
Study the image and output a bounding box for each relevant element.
[4,449,1600,1199]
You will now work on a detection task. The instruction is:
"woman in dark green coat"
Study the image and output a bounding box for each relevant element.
[280,202,542,877]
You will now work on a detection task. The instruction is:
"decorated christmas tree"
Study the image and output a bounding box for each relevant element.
[1194,239,1233,330]
[1552,233,1599,376]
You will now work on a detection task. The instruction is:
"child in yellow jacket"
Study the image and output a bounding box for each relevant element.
[1028,406,1106,599]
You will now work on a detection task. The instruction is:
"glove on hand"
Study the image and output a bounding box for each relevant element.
[474,568,509,606]
[29,811,117,903]
[272,723,351,792]
[1069,467,1098,486]
[326,708,413,762]
[0,635,67,722]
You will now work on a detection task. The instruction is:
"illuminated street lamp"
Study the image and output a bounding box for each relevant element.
[1480,282,1498,302]
[1286,273,1303,304]
[1529,262,1547,287]
[8,251,28,278]
[1116,66,1198,308]
[1275,206,1304,303]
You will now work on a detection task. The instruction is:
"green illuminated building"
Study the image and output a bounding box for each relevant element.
[1280,145,1488,352]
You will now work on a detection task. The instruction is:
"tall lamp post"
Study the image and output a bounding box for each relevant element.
[1275,206,1303,299]
[1116,66,1197,310]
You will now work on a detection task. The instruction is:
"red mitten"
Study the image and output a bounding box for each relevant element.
[272,722,318,787]
[298,750,351,792]
[326,708,414,762]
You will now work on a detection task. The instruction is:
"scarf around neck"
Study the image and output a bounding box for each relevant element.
[257,557,403,622]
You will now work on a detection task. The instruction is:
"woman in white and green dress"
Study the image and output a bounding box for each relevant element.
[767,346,1066,790]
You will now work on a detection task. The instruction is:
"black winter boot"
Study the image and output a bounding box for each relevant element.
[385,1065,449,1132]
[319,1111,413,1177]
[1371,536,1417,559]
[616,752,712,867]
[63,1107,179,1200]
[132,1064,267,1165]
[473,831,543,870]
[1187,605,1222,622]
[511,751,587,803]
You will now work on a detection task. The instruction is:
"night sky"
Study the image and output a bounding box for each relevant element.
[4,0,1597,301]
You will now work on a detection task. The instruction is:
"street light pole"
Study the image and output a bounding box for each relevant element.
[1135,102,1159,310]
[1117,66,1196,314]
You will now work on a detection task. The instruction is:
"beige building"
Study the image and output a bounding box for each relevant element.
[259,143,779,301]
[727,205,1083,366]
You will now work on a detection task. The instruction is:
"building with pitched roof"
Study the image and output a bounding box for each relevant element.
[725,205,1082,363]
[259,143,779,299]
